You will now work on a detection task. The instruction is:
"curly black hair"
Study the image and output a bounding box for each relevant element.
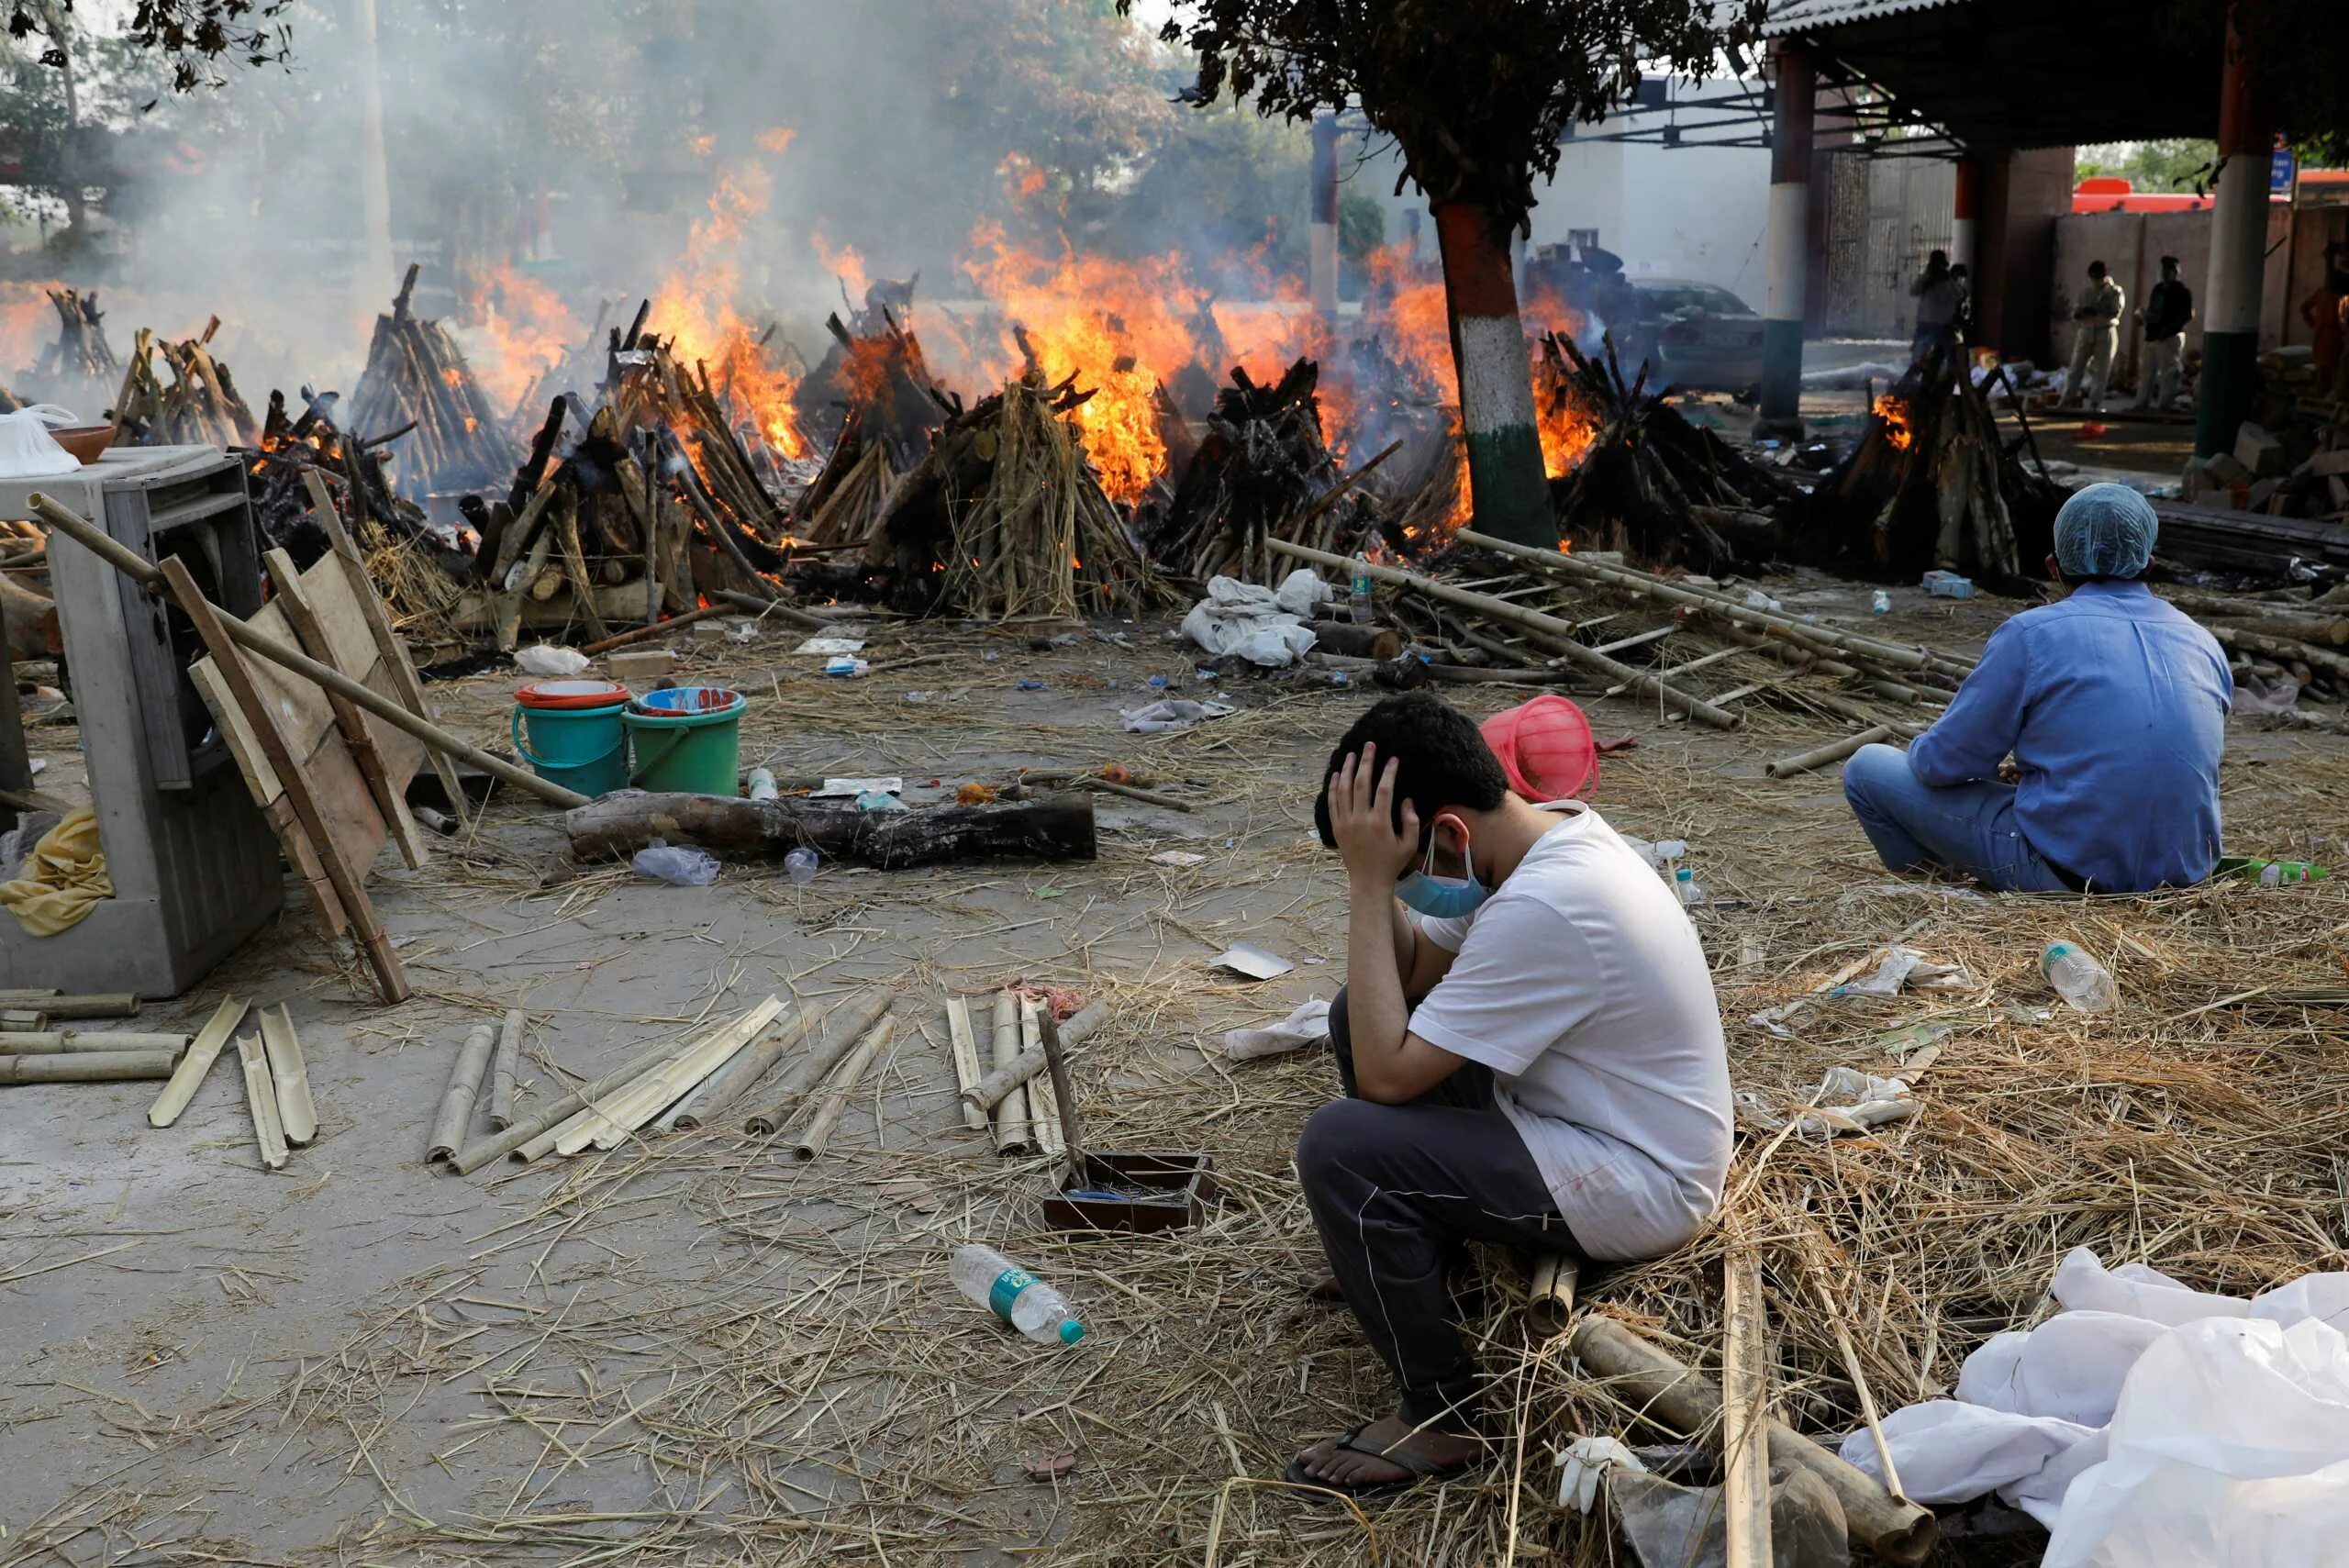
[1311,691,1508,855]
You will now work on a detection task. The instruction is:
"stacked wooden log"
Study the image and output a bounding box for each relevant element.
[245,389,443,573]
[607,317,793,580]
[2163,583,2349,723]
[787,306,950,551]
[111,320,257,448]
[1145,359,1374,584]
[875,375,1171,619]
[1781,348,2066,587]
[39,287,118,382]
[1543,332,1795,573]
[347,266,518,498]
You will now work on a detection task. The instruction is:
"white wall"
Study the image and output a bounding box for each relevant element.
[1347,80,1773,304]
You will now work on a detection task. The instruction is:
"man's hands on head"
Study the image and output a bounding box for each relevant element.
[1327,743,1420,888]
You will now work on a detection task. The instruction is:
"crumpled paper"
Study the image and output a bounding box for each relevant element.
[1119,698,1236,734]
[514,644,590,677]
[1179,571,1331,667]
[1220,997,1330,1061]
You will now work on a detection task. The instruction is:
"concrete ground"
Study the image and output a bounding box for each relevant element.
[2,579,2342,1568]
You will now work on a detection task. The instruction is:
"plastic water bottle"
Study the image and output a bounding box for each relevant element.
[1349,555,1375,625]
[1871,590,1891,615]
[632,844,719,886]
[1674,866,1706,907]
[748,766,778,802]
[2042,941,2118,1012]
[951,1244,1085,1345]
[784,847,819,885]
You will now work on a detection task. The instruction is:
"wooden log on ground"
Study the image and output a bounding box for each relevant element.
[1267,540,1740,728]
[961,999,1110,1115]
[1566,1315,1936,1566]
[1765,725,1905,780]
[1307,620,1402,660]
[1,1051,180,1084]
[2210,624,2349,683]
[2161,588,2349,646]
[564,790,1096,869]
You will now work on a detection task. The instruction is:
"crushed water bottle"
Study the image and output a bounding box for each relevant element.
[1350,554,1375,625]
[951,1243,1085,1345]
[1871,590,1891,615]
[2042,940,2117,1013]
[632,843,719,886]
[784,847,819,886]
[1673,866,1707,907]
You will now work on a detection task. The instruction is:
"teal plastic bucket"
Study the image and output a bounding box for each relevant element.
[512,679,632,798]
[624,686,747,795]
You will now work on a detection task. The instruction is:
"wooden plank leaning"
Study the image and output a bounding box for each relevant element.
[28,493,586,810]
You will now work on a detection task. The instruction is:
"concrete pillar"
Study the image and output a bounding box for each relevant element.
[2197,10,2270,459]
[1309,114,1341,340]
[1952,156,1982,275]
[1758,42,1816,439]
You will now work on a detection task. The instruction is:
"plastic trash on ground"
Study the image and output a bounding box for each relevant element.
[1119,698,1235,734]
[514,644,591,678]
[1221,998,1331,1061]
[1921,570,1976,599]
[631,843,719,886]
[784,847,818,885]
[1179,571,1330,667]
[1609,1462,1850,1568]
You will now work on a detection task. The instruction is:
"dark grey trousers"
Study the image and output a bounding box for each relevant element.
[1297,987,1576,1426]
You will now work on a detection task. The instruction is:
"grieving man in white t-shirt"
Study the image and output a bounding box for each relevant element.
[1286,692,1731,1496]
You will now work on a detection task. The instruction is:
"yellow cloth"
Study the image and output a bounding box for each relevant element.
[0,806,112,936]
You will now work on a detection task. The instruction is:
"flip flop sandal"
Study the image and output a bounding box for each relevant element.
[1281,1424,1476,1498]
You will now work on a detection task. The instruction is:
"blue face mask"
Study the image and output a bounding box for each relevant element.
[1396,822,1487,918]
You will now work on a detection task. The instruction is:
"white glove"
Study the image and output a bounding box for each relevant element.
[1554,1434,1644,1514]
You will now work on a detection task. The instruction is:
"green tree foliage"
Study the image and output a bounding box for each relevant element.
[8,0,287,92]
[2077,139,2218,195]
[1122,0,1765,236]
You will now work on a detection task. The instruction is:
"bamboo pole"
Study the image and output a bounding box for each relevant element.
[789,1014,897,1161]
[1527,1254,1580,1337]
[1264,539,1741,728]
[0,991,139,1019]
[961,999,1110,1114]
[1,1051,179,1084]
[988,991,1030,1156]
[426,1023,497,1162]
[487,1007,524,1131]
[740,989,895,1137]
[1765,725,1905,780]
[28,493,590,809]
[235,1033,288,1171]
[259,1006,317,1147]
[1453,527,1979,684]
[1020,999,1066,1160]
[0,1009,49,1031]
[665,1006,812,1131]
[567,995,786,1154]
[1721,1248,1776,1568]
[944,996,987,1133]
[148,998,248,1127]
[1565,1316,1937,1565]
[0,1030,189,1054]
[456,1039,682,1173]
[2210,623,2349,682]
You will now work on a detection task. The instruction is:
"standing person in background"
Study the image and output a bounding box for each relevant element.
[2305,243,2347,400]
[2133,255,2194,412]
[2061,261,2125,412]
[1908,249,1966,366]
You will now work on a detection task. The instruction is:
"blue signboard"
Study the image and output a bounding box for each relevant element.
[2273,148,2297,195]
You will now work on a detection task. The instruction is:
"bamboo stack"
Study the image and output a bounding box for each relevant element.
[112,320,257,448]
[40,286,119,381]
[346,266,518,496]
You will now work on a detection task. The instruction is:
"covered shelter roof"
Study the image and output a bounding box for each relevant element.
[1763,0,2228,153]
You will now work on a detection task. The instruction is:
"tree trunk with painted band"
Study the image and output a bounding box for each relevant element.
[1432,201,1553,547]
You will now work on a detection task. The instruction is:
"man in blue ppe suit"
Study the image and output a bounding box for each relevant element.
[1842,484,2232,893]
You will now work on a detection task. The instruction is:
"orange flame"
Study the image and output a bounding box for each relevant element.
[812,229,871,302]
[649,156,807,460]
[1875,393,1914,450]
[460,263,581,412]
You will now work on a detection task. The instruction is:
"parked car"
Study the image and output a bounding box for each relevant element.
[1629,278,1765,393]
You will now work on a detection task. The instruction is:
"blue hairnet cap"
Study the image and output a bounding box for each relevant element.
[2053,483,2158,578]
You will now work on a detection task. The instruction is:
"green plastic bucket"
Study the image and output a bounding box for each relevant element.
[625,686,747,795]
[513,679,631,798]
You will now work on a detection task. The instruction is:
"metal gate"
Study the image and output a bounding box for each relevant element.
[1817,150,1956,339]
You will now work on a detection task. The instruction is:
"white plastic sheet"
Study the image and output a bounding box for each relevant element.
[1179,571,1331,667]
[1841,1248,2349,1563]
[0,407,79,479]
